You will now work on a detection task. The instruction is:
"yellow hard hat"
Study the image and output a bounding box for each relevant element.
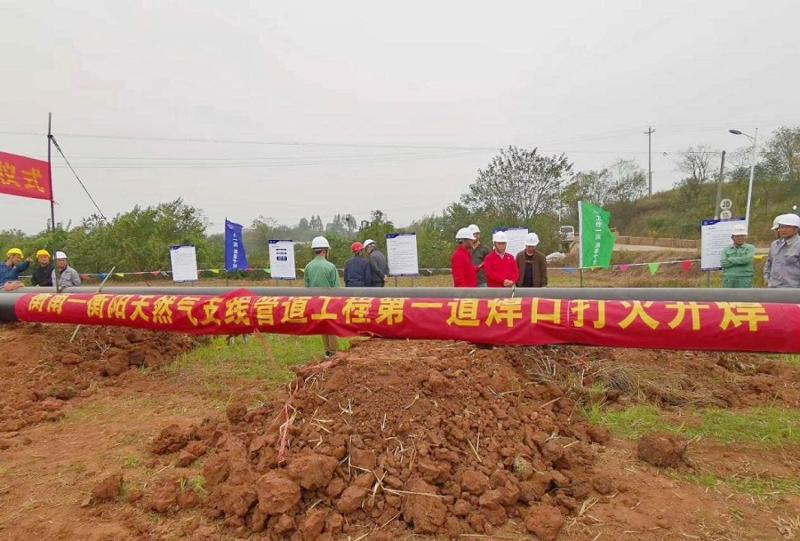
[36,249,51,258]
[6,248,23,258]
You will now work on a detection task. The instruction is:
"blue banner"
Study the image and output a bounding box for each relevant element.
[224,219,248,271]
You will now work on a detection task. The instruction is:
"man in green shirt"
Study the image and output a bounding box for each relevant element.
[304,236,340,356]
[720,223,755,288]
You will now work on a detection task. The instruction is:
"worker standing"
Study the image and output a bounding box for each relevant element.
[516,233,548,287]
[363,239,389,287]
[451,228,478,287]
[764,214,800,288]
[1,248,30,289]
[344,242,372,287]
[30,249,54,287]
[304,236,340,357]
[469,224,490,287]
[720,224,755,288]
[483,232,519,288]
[52,251,81,291]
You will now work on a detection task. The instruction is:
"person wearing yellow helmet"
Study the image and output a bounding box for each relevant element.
[1,248,31,287]
[30,249,54,287]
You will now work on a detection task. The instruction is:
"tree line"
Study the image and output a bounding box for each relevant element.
[3,126,798,273]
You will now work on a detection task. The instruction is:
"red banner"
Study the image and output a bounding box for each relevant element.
[0,151,52,201]
[13,291,800,353]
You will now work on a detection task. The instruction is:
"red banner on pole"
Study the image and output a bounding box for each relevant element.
[0,151,53,201]
[13,291,800,353]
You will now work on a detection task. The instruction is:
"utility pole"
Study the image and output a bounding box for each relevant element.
[714,150,726,219]
[644,126,655,196]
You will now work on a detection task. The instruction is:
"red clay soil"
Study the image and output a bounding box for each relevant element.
[0,323,195,432]
[515,344,800,408]
[144,340,611,539]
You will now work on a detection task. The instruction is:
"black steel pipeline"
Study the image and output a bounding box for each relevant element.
[3,286,800,324]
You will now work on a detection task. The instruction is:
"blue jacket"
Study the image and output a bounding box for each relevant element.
[0,260,30,286]
[344,256,372,287]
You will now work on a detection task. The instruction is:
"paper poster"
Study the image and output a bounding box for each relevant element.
[386,233,419,276]
[701,218,747,270]
[500,227,529,258]
[269,240,297,280]
[169,245,198,282]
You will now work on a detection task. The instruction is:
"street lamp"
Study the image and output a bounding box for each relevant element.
[728,128,759,226]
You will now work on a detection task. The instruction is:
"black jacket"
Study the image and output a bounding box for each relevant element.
[30,264,54,287]
[344,256,372,287]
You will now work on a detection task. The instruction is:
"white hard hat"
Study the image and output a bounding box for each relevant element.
[55,251,68,259]
[311,236,330,249]
[731,224,748,236]
[777,213,800,228]
[363,239,375,247]
[468,224,480,234]
[456,227,474,240]
[772,215,783,230]
[524,232,540,247]
[492,231,508,243]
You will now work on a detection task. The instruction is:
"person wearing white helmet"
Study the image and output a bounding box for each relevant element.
[451,228,479,287]
[483,231,519,288]
[764,213,800,287]
[468,224,490,287]
[720,223,755,288]
[515,232,548,287]
[304,236,340,356]
[363,239,389,287]
[51,251,81,291]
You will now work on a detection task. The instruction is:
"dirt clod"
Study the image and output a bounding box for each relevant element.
[523,503,564,541]
[91,473,123,503]
[638,433,689,468]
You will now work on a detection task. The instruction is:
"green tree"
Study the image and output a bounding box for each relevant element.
[462,146,573,222]
[357,210,394,253]
[763,126,800,184]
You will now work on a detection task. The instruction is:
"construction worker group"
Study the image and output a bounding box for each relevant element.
[1,249,81,291]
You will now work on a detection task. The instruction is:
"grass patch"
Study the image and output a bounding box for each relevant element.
[122,455,141,469]
[587,405,800,445]
[168,334,347,384]
[681,472,800,499]
[782,355,800,366]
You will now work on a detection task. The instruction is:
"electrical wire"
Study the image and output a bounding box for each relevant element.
[49,135,107,220]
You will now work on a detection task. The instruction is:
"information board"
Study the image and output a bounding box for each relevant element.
[500,227,529,258]
[169,245,198,282]
[386,233,419,276]
[269,240,297,280]
[701,218,747,270]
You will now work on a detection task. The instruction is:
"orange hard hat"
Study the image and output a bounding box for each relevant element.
[351,242,364,253]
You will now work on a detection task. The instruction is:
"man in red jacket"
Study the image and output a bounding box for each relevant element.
[451,227,479,287]
[483,231,519,287]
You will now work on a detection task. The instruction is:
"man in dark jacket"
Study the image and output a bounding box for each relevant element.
[344,242,372,287]
[30,249,54,287]
[364,239,389,287]
[469,224,490,287]
[516,233,548,287]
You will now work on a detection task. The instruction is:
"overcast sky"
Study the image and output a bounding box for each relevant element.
[2,0,798,234]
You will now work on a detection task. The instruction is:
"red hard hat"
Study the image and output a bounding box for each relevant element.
[351,242,364,253]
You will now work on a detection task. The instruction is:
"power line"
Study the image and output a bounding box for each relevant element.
[49,135,107,220]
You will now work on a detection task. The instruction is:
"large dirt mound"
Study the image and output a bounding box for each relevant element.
[147,340,610,539]
[0,323,196,432]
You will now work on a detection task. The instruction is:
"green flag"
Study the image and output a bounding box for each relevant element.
[579,201,615,268]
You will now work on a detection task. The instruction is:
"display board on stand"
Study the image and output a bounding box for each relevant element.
[268,240,297,280]
[386,233,419,276]
[701,218,747,270]
[169,245,198,282]
[498,227,528,257]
